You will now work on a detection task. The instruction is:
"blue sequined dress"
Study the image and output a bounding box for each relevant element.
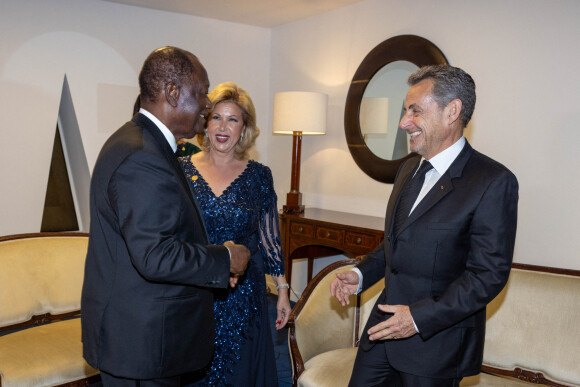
[180,158,285,386]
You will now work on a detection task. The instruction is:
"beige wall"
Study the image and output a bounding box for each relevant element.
[268,0,580,271]
[1,0,579,273]
[0,0,272,235]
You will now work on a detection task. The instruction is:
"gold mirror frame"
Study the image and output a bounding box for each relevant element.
[344,35,448,183]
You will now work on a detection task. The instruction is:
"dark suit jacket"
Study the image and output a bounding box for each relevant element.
[81,113,231,379]
[357,141,518,378]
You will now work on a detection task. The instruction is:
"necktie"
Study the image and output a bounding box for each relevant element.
[393,161,433,236]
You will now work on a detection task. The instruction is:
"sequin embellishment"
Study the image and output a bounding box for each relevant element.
[179,158,285,385]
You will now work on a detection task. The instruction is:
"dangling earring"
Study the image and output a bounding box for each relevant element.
[239,130,245,143]
[204,128,208,137]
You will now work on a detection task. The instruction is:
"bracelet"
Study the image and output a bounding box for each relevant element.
[276,283,290,291]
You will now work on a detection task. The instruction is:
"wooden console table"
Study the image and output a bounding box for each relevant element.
[279,208,385,286]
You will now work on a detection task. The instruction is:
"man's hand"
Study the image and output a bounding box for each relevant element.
[224,241,250,276]
[367,304,417,341]
[229,274,239,288]
[330,270,360,306]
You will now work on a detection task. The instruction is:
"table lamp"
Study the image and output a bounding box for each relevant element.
[272,91,327,213]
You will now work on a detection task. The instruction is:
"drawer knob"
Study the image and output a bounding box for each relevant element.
[325,232,331,238]
[298,226,304,233]
[356,237,362,244]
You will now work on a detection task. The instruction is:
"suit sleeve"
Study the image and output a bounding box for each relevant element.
[108,150,230,287]
[356,241,387,290]
[411,170,518,340]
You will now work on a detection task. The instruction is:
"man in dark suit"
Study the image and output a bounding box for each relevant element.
[331,65,518,386]
[81,47,250,386]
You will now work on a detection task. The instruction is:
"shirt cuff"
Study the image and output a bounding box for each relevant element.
[224,245,232,262]
[412,315,419,333]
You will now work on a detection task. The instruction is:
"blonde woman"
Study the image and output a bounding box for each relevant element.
[180,82,290,386]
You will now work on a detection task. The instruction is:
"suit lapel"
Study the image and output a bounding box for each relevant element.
[405,173,454,227]
[396,142,474,236]
[134,113,210,238]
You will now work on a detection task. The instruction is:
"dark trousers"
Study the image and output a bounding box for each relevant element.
[100,371,181,387]
[348,343,462,387]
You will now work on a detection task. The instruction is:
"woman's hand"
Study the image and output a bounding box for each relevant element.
[274,279,292,330]
[275,291,291,330]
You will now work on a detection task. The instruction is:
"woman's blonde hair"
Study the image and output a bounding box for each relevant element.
[197,82,259,159]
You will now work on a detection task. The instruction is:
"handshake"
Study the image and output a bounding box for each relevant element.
[224,241,251,287]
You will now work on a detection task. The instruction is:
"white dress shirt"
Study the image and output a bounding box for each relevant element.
[410,136,465,214]
[139,108,177,152]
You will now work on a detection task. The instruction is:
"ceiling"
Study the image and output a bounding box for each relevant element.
[102,0,365,28]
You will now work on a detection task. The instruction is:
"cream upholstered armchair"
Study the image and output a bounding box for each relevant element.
[287,259,384,387]
[288,259,580,387]
[0,232,99,387]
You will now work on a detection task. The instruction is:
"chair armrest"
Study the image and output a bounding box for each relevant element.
[288,259,359,385]
[287,318,305,386]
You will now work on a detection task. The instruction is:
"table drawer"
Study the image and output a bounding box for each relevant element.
[345,231,379,251]
[290,221,315,239]
[316,226,344,244]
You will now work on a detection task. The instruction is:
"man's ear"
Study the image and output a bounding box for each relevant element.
[165,82,179,108]
[445,99,462,125]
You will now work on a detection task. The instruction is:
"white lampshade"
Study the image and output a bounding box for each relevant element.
[360,97,389,134]
[272,91,327,135]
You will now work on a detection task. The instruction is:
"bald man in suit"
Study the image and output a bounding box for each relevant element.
[81,47,250,386]
[332,65,518,387]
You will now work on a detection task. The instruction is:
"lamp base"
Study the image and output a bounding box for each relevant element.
[283,191,305,214]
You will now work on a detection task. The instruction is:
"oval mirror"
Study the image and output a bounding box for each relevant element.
[344,35,448,183]
[361,60,418,160]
